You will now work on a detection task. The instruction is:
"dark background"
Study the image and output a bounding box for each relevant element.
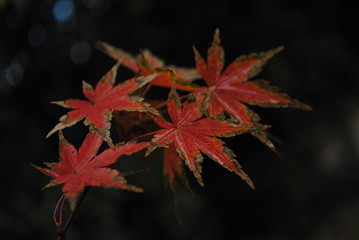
[1,0,359,239]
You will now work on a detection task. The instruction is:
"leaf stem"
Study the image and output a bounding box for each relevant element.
[57,187,90,240]
[54,194,66,228]
[139,83,152,98]
[129,131,158,142]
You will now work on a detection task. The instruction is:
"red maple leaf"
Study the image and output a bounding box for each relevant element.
[33,131,148,204]
[46,62,159,145]
[193,29,311,148]
[96,41,200,91]
[146,87,254,188]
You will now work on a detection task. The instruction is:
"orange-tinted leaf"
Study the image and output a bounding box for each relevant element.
[193,29,311,148]
[146,87,254,188]
[34,131,148,204]
[47,63,159,145]
[96,41,200,91]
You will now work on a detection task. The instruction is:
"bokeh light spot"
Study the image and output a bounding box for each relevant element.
[6,62,24,87]
[53,0,75,23]
[70,41,92,65]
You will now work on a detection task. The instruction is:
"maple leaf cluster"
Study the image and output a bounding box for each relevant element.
[35,29,311,208]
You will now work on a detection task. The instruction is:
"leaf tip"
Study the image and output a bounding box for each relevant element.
[213,28,221,45]
[250,124,277,152]
[45,132,52,139]
[248,181,256,190]
[82,80,94,92]
[193,171,204,187]
[95,40,106,50]
[41,181,58,190]
[274,45,285,54]
[168,85,182,109]
[233,167,255,190]
[128,185,143,193]
[295,101,313,111]
[46,123,63,139]
[192,46,202,62]
[51,101,69,108]
[68,197,77,211]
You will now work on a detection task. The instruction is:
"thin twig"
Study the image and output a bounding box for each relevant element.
[57,187,90,240]
[129,131,157,142]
